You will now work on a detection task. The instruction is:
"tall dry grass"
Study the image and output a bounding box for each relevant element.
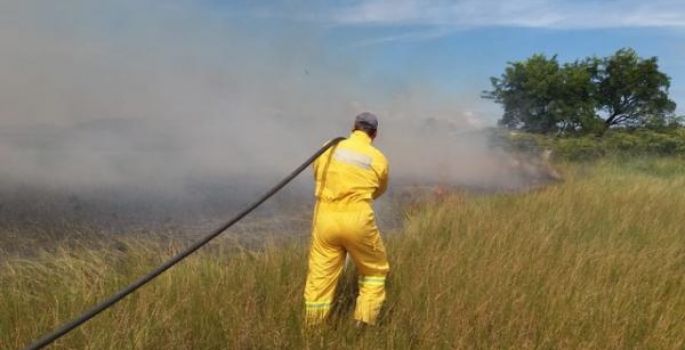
[1,158,684,349]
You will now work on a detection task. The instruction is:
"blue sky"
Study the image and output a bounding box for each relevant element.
[206,0,685,118]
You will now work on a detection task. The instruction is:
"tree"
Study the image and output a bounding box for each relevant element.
[484,48,678,134]
[551,59,599,133]
[596,48,676,129]
[484,54,596,133]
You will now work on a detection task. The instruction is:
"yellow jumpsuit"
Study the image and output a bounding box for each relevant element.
[304,130,390,325]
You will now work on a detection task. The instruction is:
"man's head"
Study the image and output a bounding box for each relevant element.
[353,112,378,139]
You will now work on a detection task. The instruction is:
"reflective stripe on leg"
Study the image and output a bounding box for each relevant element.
[305,301,332,309]
[358,275,386,286]
[354,275,387,325]
[305,300,332,326]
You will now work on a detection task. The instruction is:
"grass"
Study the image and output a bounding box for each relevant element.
[1,158,684,349]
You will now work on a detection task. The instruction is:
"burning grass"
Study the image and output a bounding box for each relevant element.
[1,158,684,349]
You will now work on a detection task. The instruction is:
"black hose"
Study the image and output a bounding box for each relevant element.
[24,137,345,350]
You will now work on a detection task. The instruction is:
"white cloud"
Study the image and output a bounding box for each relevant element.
[348,27,458,47]
[330,0,685,29]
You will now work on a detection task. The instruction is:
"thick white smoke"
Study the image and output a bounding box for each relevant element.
[0,0,520,199]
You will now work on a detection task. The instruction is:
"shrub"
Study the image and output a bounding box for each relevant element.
[495,128,685,161]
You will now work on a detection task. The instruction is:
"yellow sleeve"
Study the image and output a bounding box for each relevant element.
[313,147,335,184]
[313,153,320,180]
[313,144,331,179]
[372,155,389,199]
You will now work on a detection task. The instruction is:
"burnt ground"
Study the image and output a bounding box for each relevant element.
[0,156,561,257]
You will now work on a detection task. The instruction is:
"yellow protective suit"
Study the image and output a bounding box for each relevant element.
[304,130,390,326]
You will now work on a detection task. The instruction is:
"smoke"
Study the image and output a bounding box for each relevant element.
[0,0,521,202]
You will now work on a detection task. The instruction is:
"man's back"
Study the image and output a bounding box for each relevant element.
[313,130,389,207]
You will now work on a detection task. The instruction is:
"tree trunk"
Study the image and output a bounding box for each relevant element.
[605,113,619,126]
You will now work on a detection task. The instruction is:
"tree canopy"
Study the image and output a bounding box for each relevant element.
[484,48,678,134]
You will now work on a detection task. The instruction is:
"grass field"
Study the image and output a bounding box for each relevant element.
[1,158,684,349]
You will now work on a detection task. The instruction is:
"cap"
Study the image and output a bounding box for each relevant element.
[354,112,378,130]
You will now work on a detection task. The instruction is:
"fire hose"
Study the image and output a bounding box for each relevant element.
[24,137,345,350]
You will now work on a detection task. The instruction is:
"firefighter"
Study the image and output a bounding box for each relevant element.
[304,112,390,326]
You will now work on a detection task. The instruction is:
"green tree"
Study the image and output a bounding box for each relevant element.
[484,55,596,133]
[596,48,676,129]
[485,48,678,134]
[553,59,599,133]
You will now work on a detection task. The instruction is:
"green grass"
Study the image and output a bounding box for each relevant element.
[2,158,684,349]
